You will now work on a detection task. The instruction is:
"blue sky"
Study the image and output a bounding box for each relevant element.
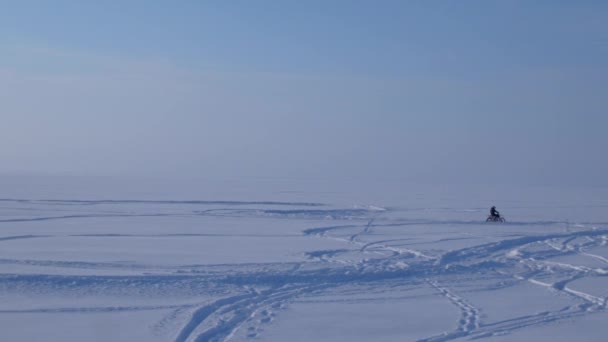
[1,1,607,185]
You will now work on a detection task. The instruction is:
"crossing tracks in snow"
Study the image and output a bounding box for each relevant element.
[1,197,608,341]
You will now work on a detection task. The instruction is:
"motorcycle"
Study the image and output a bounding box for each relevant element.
[486,215,506,223]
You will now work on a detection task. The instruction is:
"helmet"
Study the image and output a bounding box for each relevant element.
[491,206,496,209]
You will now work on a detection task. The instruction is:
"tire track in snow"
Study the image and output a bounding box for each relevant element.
[421,277,604,341]
[303,224,360,237]
[174,284,329,342]
[0,235,51,242]
[560,233,608,266]
[349,218,376,242]
[304,214,608,342]
[360,238,436,260]
[418,280,480,342]
[0,304,188,314]
[174,292,258,342]
[0,213,177,223]
[4,195,607,341]
[467,305,595,340]
[439,228,608,266]
[580,251,608,265]
[504,231,608,309]
[553,276,606,308]
[418,227,608,341]
[198,208,371,221]
[0,198,325,207]
[309,210,436,261]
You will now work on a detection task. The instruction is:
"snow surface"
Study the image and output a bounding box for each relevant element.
[1,178,607,341]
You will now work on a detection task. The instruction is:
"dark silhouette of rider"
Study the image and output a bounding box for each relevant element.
[490,206,500,218]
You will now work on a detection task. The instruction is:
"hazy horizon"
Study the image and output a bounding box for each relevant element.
[2,1,607,186]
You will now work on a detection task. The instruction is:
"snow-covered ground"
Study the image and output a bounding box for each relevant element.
[1,177,607,341]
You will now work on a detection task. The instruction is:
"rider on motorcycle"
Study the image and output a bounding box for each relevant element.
[490,206,500,219]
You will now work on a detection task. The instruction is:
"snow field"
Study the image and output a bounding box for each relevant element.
[1,184,607,341]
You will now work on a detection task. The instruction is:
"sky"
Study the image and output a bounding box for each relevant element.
[1,1,607,186]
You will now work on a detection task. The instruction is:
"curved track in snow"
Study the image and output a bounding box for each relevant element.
[0,197,607,341]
